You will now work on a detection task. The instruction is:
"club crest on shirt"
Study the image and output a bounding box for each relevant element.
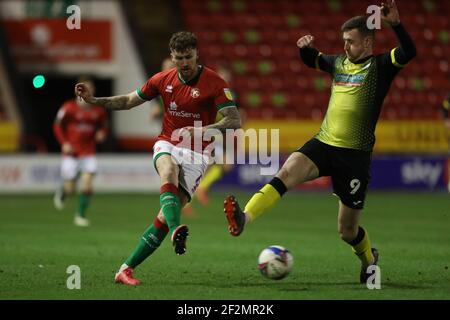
[190,88,200,98]
[170,101,178,111]
[224,88,234,101]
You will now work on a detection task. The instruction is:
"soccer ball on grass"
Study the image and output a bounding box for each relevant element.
[257,245,294,280]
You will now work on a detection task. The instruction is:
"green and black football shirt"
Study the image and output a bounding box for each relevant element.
[300,23,416,151]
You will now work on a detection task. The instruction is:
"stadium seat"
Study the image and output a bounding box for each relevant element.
[181,0,448,120]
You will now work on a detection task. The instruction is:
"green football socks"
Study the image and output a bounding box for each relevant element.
[159,184,182,234]
[77,193,91,217]
[125,218,169,268]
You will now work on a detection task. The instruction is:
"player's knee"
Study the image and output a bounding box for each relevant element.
[277,153,318,188]
[80,182,93,194]
[159,172,177,183]
[81,188,93,194]
[276,167,289,182]
[159,166,178,182]
[338,225,358,243]
[64,182,76,194]
[156,211,166,223]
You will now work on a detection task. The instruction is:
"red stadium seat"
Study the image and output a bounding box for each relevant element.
[180,0,450,119]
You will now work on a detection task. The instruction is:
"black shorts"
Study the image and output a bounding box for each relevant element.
[297,138,372,209]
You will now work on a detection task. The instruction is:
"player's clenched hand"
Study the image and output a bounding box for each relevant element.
[95,131,107,143]
[75,83,95,104]
[380,0,400,26]
[297,35,315,49]
[62,143,73,154]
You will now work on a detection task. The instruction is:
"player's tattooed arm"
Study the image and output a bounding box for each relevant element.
[181,107,241,137]
[91,92,143,110]
[207,106,241,131]
[75,83,143,110]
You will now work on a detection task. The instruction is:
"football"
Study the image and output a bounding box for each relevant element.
[257,245,294,280]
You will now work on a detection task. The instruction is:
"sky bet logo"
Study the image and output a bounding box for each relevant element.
[401,160,442,188]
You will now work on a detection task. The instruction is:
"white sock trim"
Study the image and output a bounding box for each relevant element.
[118,263,129,273]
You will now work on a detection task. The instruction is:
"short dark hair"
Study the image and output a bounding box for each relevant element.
[169,31,198,52]
[341,15,375,38]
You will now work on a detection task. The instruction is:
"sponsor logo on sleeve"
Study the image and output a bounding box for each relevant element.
[224,88,234,101]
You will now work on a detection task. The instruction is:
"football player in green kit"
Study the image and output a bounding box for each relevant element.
[224,0,416,284]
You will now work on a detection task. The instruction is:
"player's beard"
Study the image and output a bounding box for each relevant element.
[346,48,370,63]
[181,68,192,79]
[346,51,356,62]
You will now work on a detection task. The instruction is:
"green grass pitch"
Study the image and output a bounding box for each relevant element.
[0,191,449,299]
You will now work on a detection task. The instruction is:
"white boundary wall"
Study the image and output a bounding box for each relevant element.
[0,155,160,193]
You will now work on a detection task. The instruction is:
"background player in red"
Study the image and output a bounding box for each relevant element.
[53,76,108,227]
[74,31,241,285]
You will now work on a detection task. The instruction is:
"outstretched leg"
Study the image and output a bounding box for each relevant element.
[115,214,169,286]
[224,152,319,236]
[115,191,190,286]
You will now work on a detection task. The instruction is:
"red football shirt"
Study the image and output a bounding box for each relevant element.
[53,100,108,156]
[137,65,236,150]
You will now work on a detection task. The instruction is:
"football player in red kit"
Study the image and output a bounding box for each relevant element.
[53,76,108,227]
[75,31,241,285]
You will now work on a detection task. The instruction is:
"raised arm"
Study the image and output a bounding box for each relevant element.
[297,35,320,68]
[381,0,417,64]
[75,83,144,111]
[297,35,336,74]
